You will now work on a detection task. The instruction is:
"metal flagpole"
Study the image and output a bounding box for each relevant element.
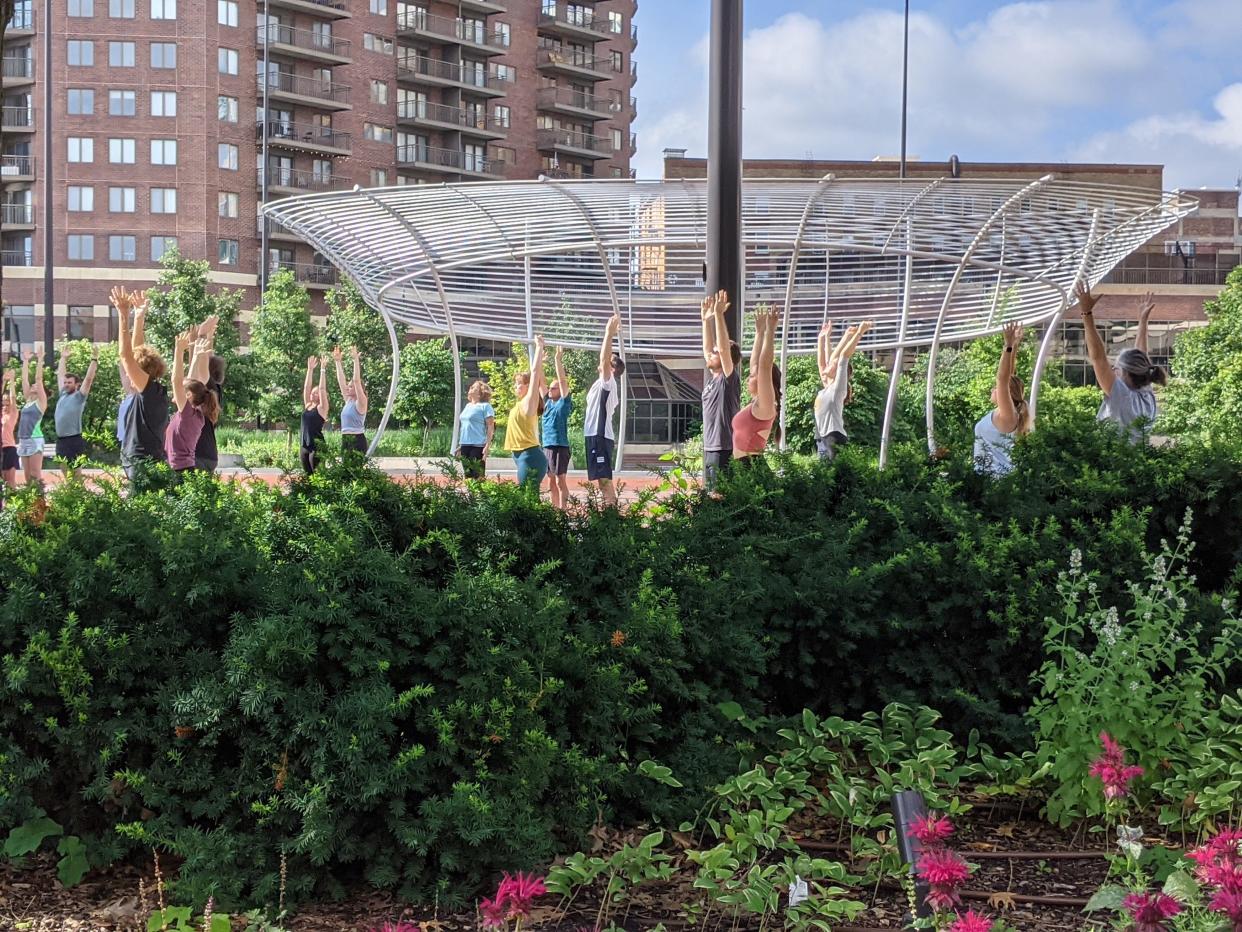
[705,0,744,341]
[42,0,53,345]
[260,5,271,294]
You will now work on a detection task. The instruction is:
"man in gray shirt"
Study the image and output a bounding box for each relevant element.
[54,341,98,475]
[700,289,741,490]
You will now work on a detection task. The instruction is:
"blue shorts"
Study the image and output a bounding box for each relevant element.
[513,446,548,488]
[585,435,614,481]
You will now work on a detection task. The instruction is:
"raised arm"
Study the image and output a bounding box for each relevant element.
[835,320,872,361]
[599,313,619,381]
[1136,291,1154,355]
[189,315,218,384]
[81,345,99,396]
[1076,283,1114,396]
[131,290,148,347]
[114,286,149,392]
[522,336,545,419]
[817,321,834,382]
[555,345,569,395]
[752,308,777,419]
[332,346,349,397]
[712,291,734,378]
[700,295,716,367]
[303,356,316,407]
[993,322,1022,432]
[351,347,367,413]
[171,330,190,411]
[317,356,330,419]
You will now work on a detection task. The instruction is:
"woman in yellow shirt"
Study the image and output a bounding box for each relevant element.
[504,334,549,490]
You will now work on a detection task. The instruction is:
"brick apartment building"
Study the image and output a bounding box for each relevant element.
[663,153,1241,385]
[0,0,638,348]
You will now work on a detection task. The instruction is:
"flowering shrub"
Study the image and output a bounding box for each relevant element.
[1124,892,1183,931]
[1089,732,1145,802]
[479,873,546,929]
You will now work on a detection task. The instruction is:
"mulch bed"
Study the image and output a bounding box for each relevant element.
[1,799,1147,931]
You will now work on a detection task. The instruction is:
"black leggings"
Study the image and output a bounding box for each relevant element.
[342,433,368,455]
[300,447,318,475]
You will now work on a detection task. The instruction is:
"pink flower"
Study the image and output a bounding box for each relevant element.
[1123,892,1182,932]
[480,872,547,927]
[479,895,507,929]
[918,848,971,911]
[372,924,421,932]
[1088,732,1145,799]
[1189,831,1242,890]
[910,813,955,848]
[947,910,993,932]
[1209,888,1242,930]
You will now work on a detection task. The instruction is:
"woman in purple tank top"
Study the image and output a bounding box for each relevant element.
[165,325,221,475]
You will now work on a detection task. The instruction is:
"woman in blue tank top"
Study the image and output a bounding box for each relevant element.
[973,322,1030,477]
[332,345,369,456]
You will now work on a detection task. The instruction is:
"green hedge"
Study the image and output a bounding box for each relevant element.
[1,424,1239,909]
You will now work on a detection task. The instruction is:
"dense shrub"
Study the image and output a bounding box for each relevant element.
[0,426,1239,909]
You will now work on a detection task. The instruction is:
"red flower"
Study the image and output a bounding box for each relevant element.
[480,872,547,927]
[910,813,955,848]
[1088,732,1144,800]
[1123,892,1182,931]
[1209,888,1242,929]
[918,848,971,911]
[947,911,993,932]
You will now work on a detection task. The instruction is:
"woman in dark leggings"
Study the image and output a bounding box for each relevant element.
[301,355,330,474]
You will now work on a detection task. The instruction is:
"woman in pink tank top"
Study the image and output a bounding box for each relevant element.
[732,306,781,458]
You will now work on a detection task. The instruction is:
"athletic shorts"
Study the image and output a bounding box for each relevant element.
[702,449,733,490]
[16,438,43,458]
[56,434,88,463]
[459,445,486,479]
[195,457,219,474]
[816,432,847,461]
[342,432,368,455]
[544,445,571,476]
[585,436,614,482]
[1,446,17,471]
[513,446,548,488]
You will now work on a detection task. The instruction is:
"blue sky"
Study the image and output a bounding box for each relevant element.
[630,0,1242,191]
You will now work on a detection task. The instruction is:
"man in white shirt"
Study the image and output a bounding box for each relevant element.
[584,313,625,507]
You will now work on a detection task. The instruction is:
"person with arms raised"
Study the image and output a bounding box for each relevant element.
[731,306,780,462]
[1077,284,1165,443]
[165,325,221,477]
[333,345,369,457]
[504,335,549,491]
[53,340,98,476]
[542,344,574,509]
[814,320,872,461]
[16,349,47,487]
[300,355,330,475]
[700,290,741,489]
[973,322,1030,476]
[583,315,625,507]
[114,285,170,485]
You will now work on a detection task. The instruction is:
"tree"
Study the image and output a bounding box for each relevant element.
[246,269,319,430]
[1160,266,1242,441]
[322,279,405,424]
[394,338,458,432]
[142,248,243,361]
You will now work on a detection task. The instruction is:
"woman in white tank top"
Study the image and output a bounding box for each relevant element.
[973,322,1030,477]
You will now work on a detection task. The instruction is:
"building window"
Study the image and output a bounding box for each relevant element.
[364,123,393,143]
[370,168,388,187]
[218,191,239,218]
[369,0,385,13]
[312,159,333,183]
[151,0,175,18]
[68,307,94,340]
[217,0,237,26]
[612,128,623,151]
[68,0,93,16]
[151,42,176,68]
[495,22,510,46]
[108,138,136,164]
[493,63,515,82]
[108,89,136,116]
[218,48,238,75]
[67,88,94,114]
[217,239,239,265]
[217,95,238,122]
[217,143,238,170]
[151,236,177,261]
[67,40,94,65]
[541,0,554,13]
[150,91,176,116]
[609,10,623,33]
[493,104,510,128]
[109,235,137,262]
[150,139,177,165]
[363,33,393,54]
[611,50,623,73]
[68,137,94,163]
[370,80,388,104]
[108,186,136,212]
[110,0,135,16]
[151,188,176,213]
[2,305,35,347]
[68,234,94,261]
[109,41,136,66]
[67,186,94,212]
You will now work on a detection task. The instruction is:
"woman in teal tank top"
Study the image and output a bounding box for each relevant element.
[333,346,369,456]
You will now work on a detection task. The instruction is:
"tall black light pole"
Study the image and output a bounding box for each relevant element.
[899,0,909,180]
[42,0,53,346]
[705,0,743,342]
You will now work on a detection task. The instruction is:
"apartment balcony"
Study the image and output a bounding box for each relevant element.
[396,100,507,139]
[259,0,350,20]
[535,86,615,121]
[396,143,502,179]
[264,258,338,288]
[257,120,352,157]
[458,0,506,13]
[396,55,510,97]
[536,128,611,161]
[2,57,33,87]
[629,59,638,83]
[1,202,32,228]
[535,48,611,81]
[1102,266,1238,287]
[630,95,638,119]
[539,169,594,181]
[0,154,34,181]
[537,8,612,42]
[629,131,637,154]
[257,24,351,66]
[1,106,34,131]
[396,10,508,56]
[1,249,32,266]
[5,6,33,37]
[258,215,305,242]
[257,72,351,111]
[257,165,351,196]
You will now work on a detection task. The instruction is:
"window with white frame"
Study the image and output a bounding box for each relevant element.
[218,48,238,75]
[151,188,176,213]
[150,42,176,68]
[218,143,238,170]
[150,91,176,116]
[109,138,136,164]
[68,186,94,212]
[217,0,237,26]
[150,139,177,165]
[108,186,136,213]
[68,137,94,162]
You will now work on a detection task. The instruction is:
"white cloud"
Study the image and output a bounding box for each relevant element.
[1074,83,1242,188]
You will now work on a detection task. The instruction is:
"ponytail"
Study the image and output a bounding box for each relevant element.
[771,362,783,446]
[1009,375,1031,436]
[186,379,220,425]
[1149,365,1168,387]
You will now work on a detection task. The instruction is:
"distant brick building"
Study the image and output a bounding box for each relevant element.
[0,0,638,348]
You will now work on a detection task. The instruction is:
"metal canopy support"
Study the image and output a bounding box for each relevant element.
[706,0,745,342]
[924,174,1054,453]
[1029,209,1101,425]
[779,174,835,451]
[880,220,916,469]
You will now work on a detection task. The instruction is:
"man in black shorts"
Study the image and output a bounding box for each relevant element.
[700,290,741,490]
[583,313,624,507]
[54,341,99,476]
